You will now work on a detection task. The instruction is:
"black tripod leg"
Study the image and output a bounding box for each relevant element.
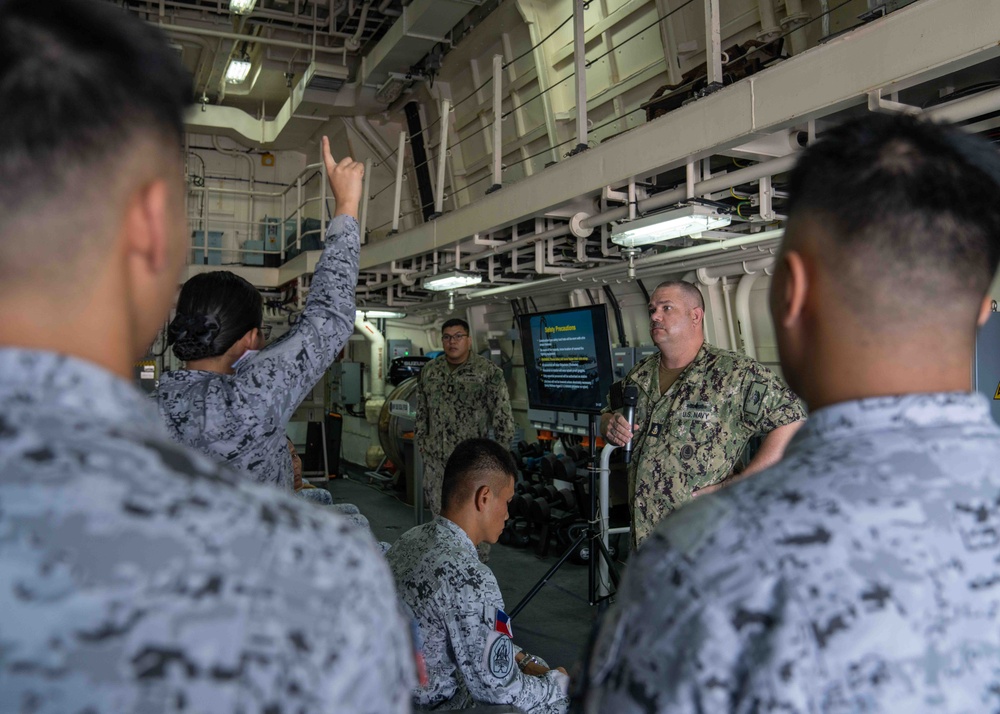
[510,529,589,619]
[591,530,621,588]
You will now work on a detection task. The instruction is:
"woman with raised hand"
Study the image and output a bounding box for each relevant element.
[157,138,363,497]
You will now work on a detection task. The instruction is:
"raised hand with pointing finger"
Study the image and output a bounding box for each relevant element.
[322,135,365,220]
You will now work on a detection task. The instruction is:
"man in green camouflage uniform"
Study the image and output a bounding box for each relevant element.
[415,318,515,561]
[602,281,805,546]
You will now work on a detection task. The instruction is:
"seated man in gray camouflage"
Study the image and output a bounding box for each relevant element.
[388,438,569,713]
[0,2,414,711]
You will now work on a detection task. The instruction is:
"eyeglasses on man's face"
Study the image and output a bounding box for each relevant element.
[441,333,468,343]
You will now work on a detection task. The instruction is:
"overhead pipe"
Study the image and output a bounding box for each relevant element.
[579,154,799,230]
[156,21,346,55]
[414,230,784,311]
[354,312,386,398]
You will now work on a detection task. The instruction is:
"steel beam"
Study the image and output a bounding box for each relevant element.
[360,0,1000,270]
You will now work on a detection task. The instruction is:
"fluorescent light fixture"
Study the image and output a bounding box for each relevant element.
[225,57,252,84]
[610,205,732,248]
[361,308,407,319]
[229,0,257,14]
[423,270,483,292]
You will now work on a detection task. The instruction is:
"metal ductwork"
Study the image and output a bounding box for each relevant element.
[359,0,484,89]
[184,60,351,149]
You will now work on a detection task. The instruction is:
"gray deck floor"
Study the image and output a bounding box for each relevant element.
[322,470,623,671]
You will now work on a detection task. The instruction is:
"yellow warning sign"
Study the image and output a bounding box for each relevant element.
[994,381,1000,400]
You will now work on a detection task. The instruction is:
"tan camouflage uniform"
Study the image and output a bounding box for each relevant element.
[414,352,515,516]
[607,344,804,545]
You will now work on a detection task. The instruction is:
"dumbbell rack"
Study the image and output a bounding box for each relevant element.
[510,414,621,617]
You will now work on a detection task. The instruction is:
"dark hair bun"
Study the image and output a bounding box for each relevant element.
[168,313,221,361]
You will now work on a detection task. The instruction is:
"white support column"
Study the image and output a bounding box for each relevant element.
[359,158,372,244]
[572,0,589,153]
[490,53,504,193]
[434,98,451,216]
[391,130,406,233]
[705,0,723,87]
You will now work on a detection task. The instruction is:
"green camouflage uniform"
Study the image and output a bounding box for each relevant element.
[607,344,805,545]
[415,353,515,524]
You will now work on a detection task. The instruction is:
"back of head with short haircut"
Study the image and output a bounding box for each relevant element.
[442,318,470,333]
[787,114,1000,321]
[0,0,192,274]
[652,280,705,311]
[168,272,263,361]
[441,438,517,513]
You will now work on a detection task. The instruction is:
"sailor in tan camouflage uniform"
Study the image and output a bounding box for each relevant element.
[601,280,805,545]
[414,318,515,560]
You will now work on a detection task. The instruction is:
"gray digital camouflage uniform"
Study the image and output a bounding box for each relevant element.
[0,348,415,713]
[414,353,515,516]
[157,215,359,493]
[388,517,569,713]
[582,392,1000,713]
[605,344,804,545]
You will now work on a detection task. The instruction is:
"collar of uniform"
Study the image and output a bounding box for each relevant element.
[0,348,163,432]
[435,515,479,558]
[629,343,714,395]
[787,392,994,453]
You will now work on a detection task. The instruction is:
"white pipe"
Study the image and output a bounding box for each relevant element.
[354,313,386,397]
[721,277,738,351]
[434,98,451,215]
[156,21,345,54]
[212,136,255,246]
[758,0,780,36]
[598,443,616,600]
[735,271,763,359]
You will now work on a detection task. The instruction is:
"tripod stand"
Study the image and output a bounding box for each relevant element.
[510,413,621,618]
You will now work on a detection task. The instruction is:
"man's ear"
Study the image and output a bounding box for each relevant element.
[474,484,491,513]
[123,179,170,275]
[777,250,809,329]
[977,294,994,327]
[691,306,704,327]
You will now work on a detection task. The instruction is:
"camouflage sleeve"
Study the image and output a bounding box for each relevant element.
[446,601,569,711]
[739,360,806,435]
[235,215,359,425]
[271,515,419,713]
[489,367,515,448]
[414,368,432,460]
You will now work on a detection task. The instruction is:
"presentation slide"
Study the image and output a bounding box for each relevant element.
[519,306,614,415]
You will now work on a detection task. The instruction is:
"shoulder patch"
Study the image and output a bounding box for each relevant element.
[488,635,515,678]
[744,381,767,417]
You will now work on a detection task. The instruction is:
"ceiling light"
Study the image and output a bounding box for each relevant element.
[225,57,252,84]
[423,270,483,292]
[229,0,257,14]
[361,308,407,319]
[610,205,732,248]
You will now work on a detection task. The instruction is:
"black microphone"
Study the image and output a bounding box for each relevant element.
[622,385,639,464]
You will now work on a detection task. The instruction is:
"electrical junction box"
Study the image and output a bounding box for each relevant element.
[388,339,413,361]
[329,361,362,405]
[191,230,223,265]
[612,347,635,380]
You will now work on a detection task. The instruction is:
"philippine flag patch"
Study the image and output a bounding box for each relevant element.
[494,608,513,639]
